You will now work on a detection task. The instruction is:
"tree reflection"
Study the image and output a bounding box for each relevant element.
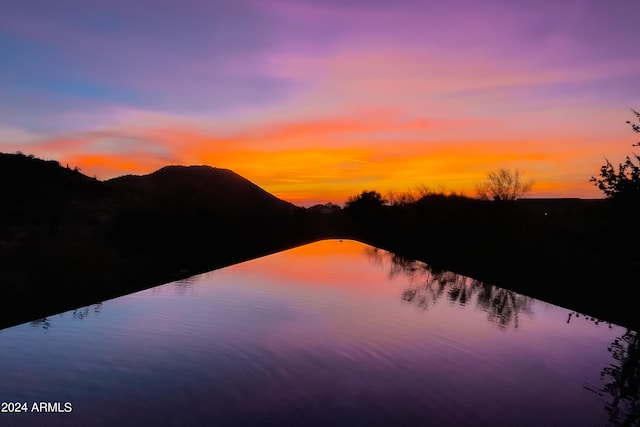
[476,285,532,329]
[28,303,103,329]
[566,311,614,328]
[172,277,196,295]
[29,317,51,329]
[585,327,640,426]
[366,247,533,329]
[72,303,102,320]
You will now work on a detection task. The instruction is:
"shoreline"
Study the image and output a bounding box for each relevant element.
[2,233,637,333]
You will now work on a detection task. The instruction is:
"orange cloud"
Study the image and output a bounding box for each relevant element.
[14,108,619,205]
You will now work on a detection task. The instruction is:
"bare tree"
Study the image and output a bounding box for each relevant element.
[476,168,533,201]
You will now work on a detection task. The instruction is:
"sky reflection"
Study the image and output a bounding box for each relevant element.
[0,239,631,426]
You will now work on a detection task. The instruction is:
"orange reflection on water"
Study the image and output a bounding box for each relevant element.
[221,240,514,342]
[231,239,399,296]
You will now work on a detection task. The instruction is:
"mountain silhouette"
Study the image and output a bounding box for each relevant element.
[0,153,315,329]
[1,152,639,332]
[0,152,103,195]
[107,165,297,214]
[0,153,108,228]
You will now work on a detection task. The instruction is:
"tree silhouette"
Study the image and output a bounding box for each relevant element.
[591,109,640,200]
[344,190,386,217]
[476,168,533,201]
[628,109,640,145]
[591,157,640,199]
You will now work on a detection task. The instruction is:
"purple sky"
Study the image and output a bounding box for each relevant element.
[2,0,640,203]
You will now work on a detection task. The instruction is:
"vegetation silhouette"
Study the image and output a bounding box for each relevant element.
[584,326,640,427]
[2,137,640,334]
[591,109,640,201]
[338,110,640,332]
[365,247,533,329]
[344,190,386,219]
[476,168,533,201]
[339,179,639,332]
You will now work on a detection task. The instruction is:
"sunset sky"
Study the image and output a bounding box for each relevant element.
[2,0,640,205]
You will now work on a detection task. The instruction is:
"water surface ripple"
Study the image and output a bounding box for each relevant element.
[0,240,636,426]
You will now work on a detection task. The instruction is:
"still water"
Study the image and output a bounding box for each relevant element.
[0,239,637,426]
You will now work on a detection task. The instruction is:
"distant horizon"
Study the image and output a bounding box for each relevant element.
[4,150,607,207]
[2,1,639,206]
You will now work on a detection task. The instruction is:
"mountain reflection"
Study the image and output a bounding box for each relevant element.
[366,247,533,329]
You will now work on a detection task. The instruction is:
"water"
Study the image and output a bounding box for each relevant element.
[0,239,637,426]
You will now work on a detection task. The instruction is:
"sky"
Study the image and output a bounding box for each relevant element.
[1,0,640,206]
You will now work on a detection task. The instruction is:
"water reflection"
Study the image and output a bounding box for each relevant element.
[583,325,640,426]
[567,311,614,328]
[366,247,533,329]
[0,240,631,427]
[71,303,102,320]
[29,317,51,329]
[28,303,103,329]
[169,278,196,295]
[371,246,640,424]
[564,311,639,425]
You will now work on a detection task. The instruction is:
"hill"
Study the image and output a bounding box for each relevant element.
[1,152,638,332]
[108,165,297,215]
[0,153,317,329]
[0,152,109,228]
